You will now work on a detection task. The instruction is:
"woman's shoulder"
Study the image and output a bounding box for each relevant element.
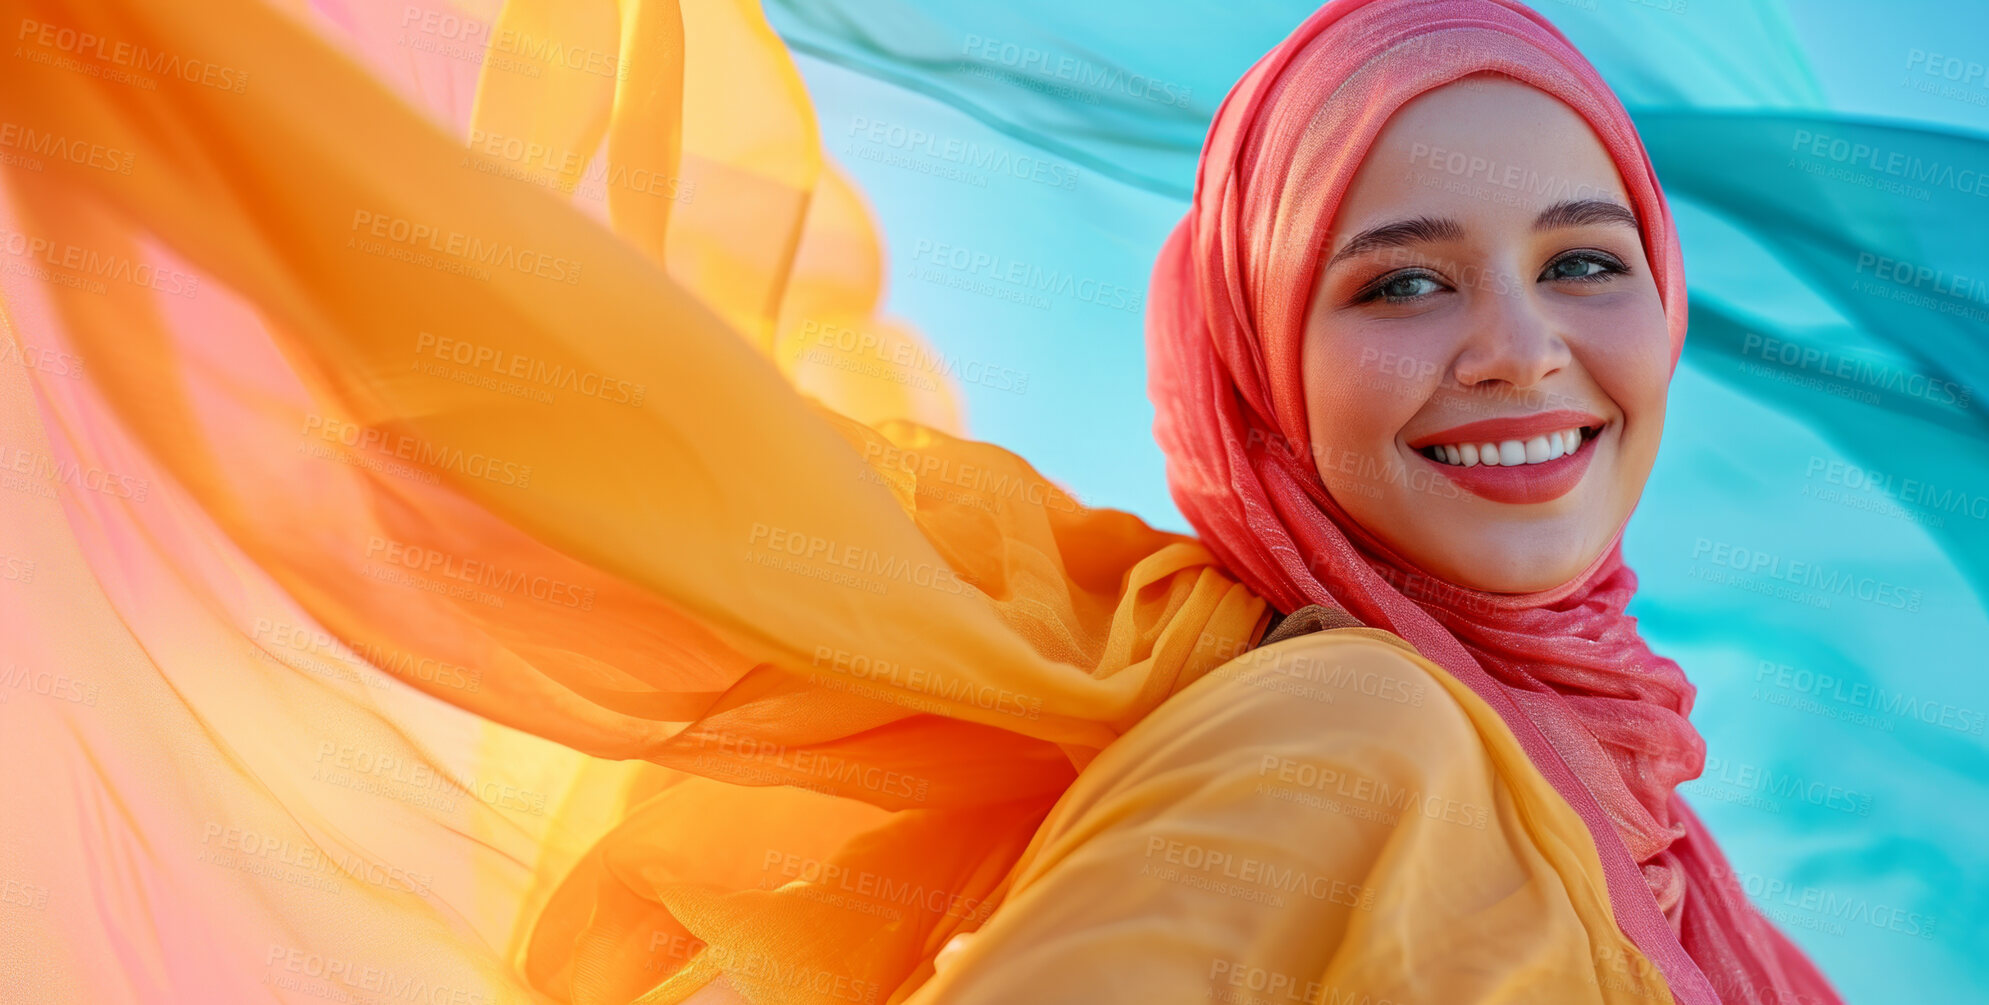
[1185,611,1491,769]
[1003,608,1674,1005]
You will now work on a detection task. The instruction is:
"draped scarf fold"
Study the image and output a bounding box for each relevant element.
[1143,2,1841,1003]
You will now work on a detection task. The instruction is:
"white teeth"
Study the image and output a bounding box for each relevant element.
[1422,426,1592,468]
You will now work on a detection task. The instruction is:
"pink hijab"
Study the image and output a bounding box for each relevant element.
[1145,2,1842,1003]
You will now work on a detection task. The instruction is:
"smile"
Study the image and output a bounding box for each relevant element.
[1417,425,1597,467]
[1405,410,1607,505]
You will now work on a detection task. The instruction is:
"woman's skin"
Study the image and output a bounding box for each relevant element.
[683,76,1673,1004]
[1302,75,1673,594]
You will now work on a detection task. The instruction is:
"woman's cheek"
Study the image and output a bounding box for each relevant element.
[1565,290,1666,393]
[1576,298,1671,486]
[1341,338,1429,442]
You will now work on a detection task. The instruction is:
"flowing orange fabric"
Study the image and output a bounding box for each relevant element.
[1141,3,1839,1003]
[0,0,1264,1001]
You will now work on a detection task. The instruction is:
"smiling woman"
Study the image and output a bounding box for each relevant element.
[1138,2,1846,1002]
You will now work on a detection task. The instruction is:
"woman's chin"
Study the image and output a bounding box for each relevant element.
[1403,526,1604,595]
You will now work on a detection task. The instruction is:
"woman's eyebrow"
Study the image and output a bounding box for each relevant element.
[1323,200,1638,271]
[1324,216,1464,269]
[1533,198,1638,231]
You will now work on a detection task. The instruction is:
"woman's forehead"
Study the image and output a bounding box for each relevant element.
[1331,77,1634,238]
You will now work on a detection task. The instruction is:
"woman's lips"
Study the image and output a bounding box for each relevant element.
[1413,425,1602,504]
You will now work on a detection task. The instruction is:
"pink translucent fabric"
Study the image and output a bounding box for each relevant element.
[1143,2,1841,1003]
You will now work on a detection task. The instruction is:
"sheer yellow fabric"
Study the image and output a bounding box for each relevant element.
[0,0,1666,1003]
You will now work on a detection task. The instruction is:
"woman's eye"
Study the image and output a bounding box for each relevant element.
[1360,271,1446,303]
[1540,251,1627,283]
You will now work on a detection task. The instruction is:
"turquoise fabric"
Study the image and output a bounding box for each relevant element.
[773,2,1989,1001]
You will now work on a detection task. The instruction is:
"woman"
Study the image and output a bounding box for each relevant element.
[860,10,1843,994]
[0,0,1839,1002]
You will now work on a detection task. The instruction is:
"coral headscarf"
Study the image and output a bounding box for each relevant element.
[1146,2,1842,1003]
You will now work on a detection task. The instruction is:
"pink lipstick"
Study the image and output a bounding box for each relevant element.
[1406,409,1605,505]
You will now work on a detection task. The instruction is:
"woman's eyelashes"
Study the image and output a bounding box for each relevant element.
[1356,269,1448,304]
[1345,248,1632,306]
[1539,249,1630,284]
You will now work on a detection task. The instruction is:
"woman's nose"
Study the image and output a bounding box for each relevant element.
[1449,281,1572,391]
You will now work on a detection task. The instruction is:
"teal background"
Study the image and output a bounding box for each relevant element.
[771,2,1989,1001]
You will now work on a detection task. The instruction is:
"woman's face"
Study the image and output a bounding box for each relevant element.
[1301,76,1671,594]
